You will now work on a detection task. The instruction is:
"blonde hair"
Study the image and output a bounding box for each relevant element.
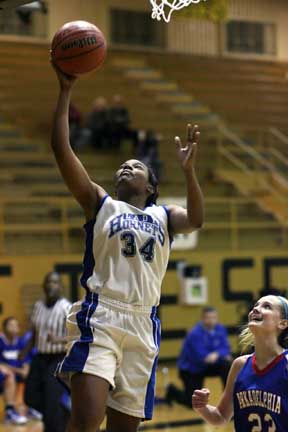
[239,296,288,354]
[239,326,254,353]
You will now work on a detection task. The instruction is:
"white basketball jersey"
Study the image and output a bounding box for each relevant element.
[80,195,171,307]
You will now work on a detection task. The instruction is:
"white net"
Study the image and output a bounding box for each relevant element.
[149,0,206,23]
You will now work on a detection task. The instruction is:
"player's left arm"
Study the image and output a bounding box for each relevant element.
[167,124,204,234]
[193,355,248,424]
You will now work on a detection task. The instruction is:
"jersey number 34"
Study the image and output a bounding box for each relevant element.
[121,232,155,262]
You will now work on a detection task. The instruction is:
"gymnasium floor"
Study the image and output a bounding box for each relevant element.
[0,369,234,431]
[0,407,234,432]
[0,409,234,432]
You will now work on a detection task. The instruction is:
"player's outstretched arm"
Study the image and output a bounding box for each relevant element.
[167,124,204,234]
[192,356,247,425]
[50,62,106,221]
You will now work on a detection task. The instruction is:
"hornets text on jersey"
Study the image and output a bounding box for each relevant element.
[80,195,171,307]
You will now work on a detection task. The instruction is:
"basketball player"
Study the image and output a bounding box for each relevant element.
[192,295,288,431]
[51,62,204,432]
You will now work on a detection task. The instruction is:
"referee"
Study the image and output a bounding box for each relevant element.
[24,271,71,432]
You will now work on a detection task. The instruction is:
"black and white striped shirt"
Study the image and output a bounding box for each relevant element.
[31,298,71,354]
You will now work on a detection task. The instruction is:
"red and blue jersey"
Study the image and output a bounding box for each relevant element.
[233,350,288,432]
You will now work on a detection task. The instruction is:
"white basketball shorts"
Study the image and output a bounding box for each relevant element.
[56,291,161,420]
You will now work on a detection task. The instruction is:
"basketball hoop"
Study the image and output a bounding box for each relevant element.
[149,0,206,23]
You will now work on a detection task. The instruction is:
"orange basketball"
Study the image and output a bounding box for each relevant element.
[51,21,107,76]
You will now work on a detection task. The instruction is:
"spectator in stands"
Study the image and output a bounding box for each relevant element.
[109,94,137,149]
[23,271,71,432]
[165,306,232,408]
[86,96,110,149]
[136,129,162,180]
[69,102,82,150]
[0,316,41,425]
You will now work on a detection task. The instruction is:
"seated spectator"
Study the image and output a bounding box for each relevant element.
[86,97,110,149]
[136,129,162,180]
[165,306,232,408]
[109,94,138,150]
[0,317,41,424]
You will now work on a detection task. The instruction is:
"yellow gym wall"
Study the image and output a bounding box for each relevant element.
[46,0,173,46]
[44,0,288,61]
[228,0,288,61]
[46,0,148,42]
[1,249,287,358]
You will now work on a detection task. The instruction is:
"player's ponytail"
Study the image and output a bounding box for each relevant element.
[239,325,254,353]
[145,165,159,207]
[278,328,288,349]
[278,296,288,349]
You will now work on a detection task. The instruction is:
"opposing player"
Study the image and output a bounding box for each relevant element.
[51,62,204,432]
[192,295,288,431]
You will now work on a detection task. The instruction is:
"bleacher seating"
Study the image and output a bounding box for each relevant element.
[148,53,288,132]
[0,41,286,254]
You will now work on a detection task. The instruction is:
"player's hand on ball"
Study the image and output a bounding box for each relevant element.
[175,124,199,173]
[192,388,210,410]
[50,59,77,91]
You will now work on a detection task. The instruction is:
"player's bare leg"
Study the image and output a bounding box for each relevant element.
[106,407,141,432]
[66,374,110,432]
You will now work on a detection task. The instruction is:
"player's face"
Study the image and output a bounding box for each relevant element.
[43,272,62,300]
[248,295,286,334]
[5,319,19,337]
[114,159,151,196]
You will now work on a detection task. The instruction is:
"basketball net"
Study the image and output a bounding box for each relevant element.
[149,0,207,23]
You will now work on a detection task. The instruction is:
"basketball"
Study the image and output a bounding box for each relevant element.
[51,20,107,76]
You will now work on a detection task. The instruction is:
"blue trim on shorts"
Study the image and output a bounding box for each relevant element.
[80,194,109,289]
[144,306,161,420]
[58,292,98,373]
